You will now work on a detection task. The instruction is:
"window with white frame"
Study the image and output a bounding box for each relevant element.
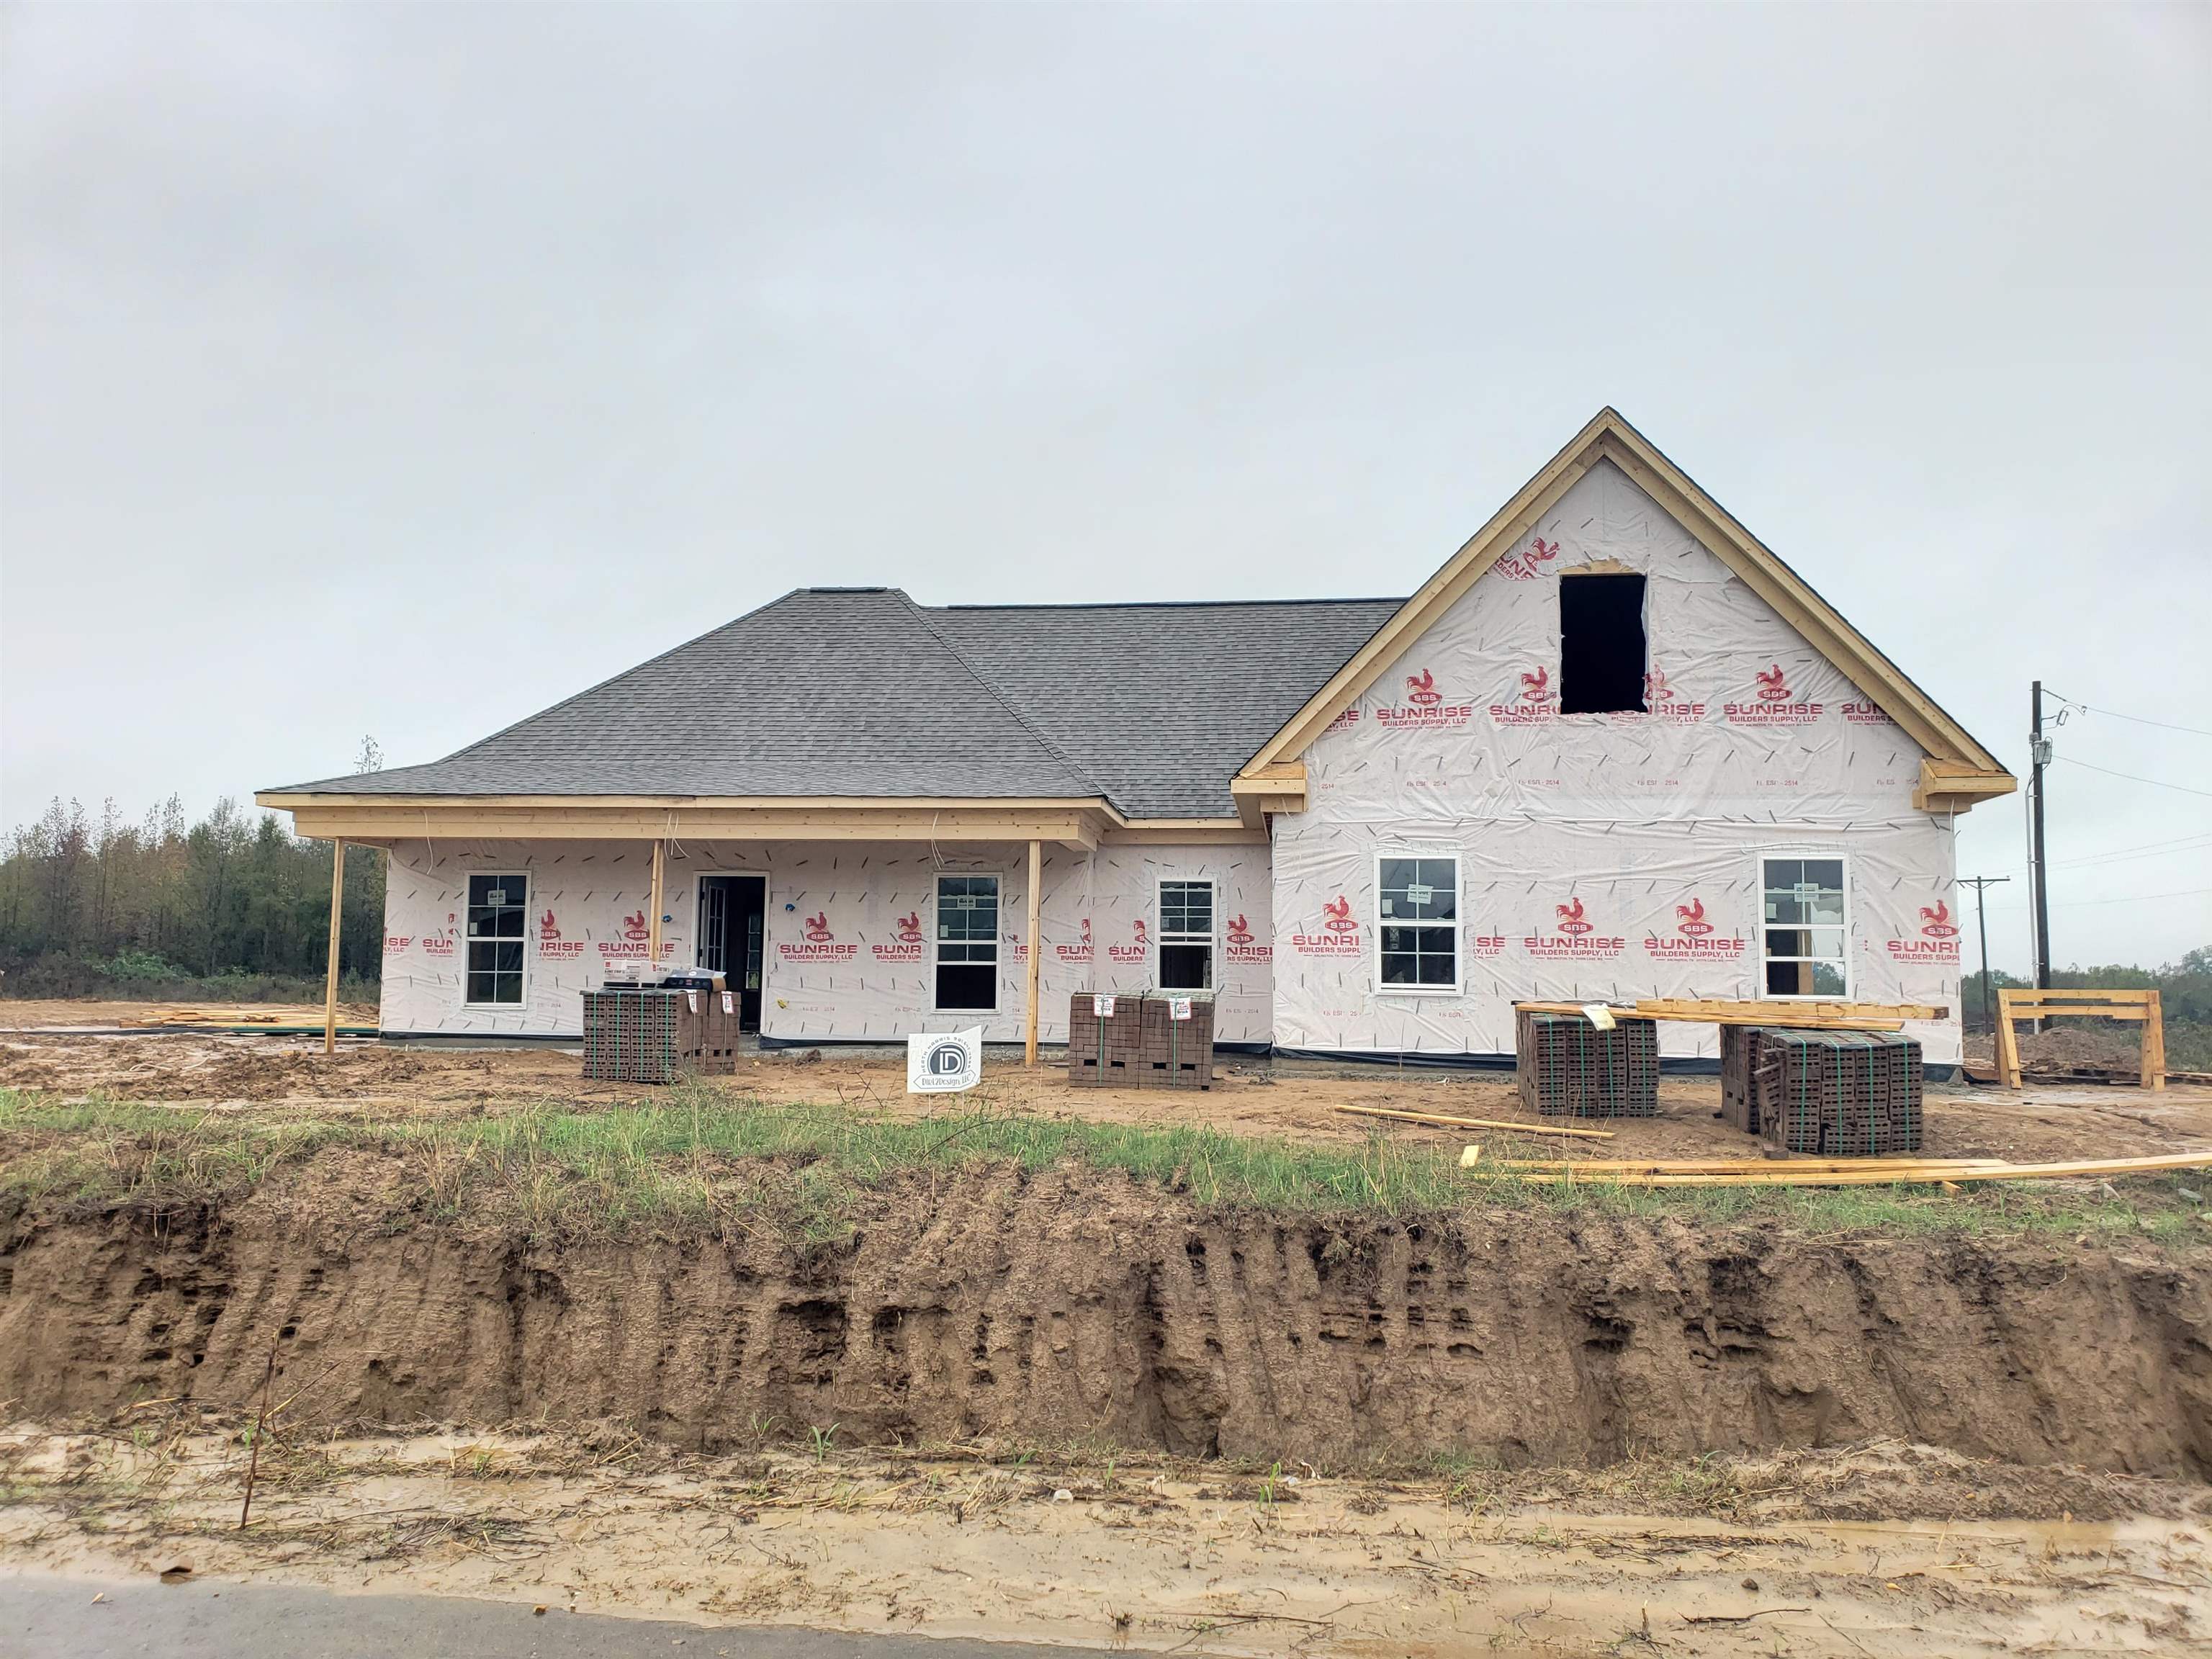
[1761,856,1848,997]
[935,873,999,1011]
[465,873,529,1005]
[1158,879,1213,991]
[1377,855,1459,990]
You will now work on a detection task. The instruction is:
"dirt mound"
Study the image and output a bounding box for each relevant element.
[3,1165,2208,1480]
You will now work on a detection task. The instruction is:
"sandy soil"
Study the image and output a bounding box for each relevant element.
[2,1424,2206,1658]
[4,1021,2211,1166]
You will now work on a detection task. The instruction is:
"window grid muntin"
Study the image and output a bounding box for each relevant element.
[1759,855,1850,999]
[465,871,529,1006]
[935,873,1000,1012]
[1376,855,1460,993]
[1158,879,1215,992]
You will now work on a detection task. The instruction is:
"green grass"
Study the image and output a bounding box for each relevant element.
[0,1084,2203,1246]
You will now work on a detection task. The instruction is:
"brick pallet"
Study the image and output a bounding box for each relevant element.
[1066,992,1144,1087]
[1719,1025,1768,1133]
[1134,994,1215,1089]
[1754,1029,1923,1156]
[581,988,737,1084]
[1066,992,1213,1089]
[1516,1010,1659,1118]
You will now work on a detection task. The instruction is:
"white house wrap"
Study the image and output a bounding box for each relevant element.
[263,410,2010,1067]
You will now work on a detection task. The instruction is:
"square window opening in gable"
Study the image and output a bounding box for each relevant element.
[1558,572,1647,714]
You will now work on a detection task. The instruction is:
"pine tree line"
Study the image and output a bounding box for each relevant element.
[0,795,385,999]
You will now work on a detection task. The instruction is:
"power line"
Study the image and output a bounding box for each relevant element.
[2051,832,2212,870]
[2055,756,2212,799]
[1989,883,2212,911]
[2044,692,2212,739]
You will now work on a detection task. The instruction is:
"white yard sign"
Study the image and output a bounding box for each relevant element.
[907,1026,984,1094]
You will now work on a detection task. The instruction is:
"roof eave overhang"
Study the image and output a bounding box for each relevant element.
[252,792,1264,848]
[1233,408,2017,817]
[1229,765,1306,829]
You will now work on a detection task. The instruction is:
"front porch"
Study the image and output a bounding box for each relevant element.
[258,793,1274,1053]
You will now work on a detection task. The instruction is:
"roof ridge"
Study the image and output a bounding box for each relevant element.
[893,590,1112,801]
[938,596,1406,613]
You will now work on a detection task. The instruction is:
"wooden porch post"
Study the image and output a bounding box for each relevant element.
[323,838,346,1056]
[1025,839,1042,1066]
[649,840,667,968]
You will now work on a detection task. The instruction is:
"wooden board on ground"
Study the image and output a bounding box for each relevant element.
[132,1005,340,1028]
[1461,1146,2212,1187]
[1334,1103,1614,1141]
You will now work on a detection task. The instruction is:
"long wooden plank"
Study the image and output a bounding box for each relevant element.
[1515,1002,1904,1031]
[1335,1104,1615,1141]
[2008,995,2159,1008]
[1995,989,2026,1089]
[1462,1148,2212,1187]
[322,839,346,1058]
[1634,997,1948,1021]
[1023,838,1042,1067]
[1477,1156,2011,1173]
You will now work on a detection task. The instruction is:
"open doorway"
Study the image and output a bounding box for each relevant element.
[696,875,767,1031]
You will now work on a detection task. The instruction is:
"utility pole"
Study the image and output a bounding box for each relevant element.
[2028,681,2052,994]
[1956,876,2010,1036]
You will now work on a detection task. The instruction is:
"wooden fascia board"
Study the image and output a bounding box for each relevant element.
[1912,758,2018,814]
[1102,822,1269,846]
[254,791,1122,815]
[1241,421,1610,775]
[279,803,1107,848]
[1231,765,1307,829]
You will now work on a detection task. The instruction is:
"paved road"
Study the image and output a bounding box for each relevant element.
[0,1573,1114,1659]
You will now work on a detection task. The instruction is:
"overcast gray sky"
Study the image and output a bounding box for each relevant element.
[4,4,2208,973]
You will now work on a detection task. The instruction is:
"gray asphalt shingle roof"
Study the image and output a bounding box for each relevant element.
[269,587,1401,819]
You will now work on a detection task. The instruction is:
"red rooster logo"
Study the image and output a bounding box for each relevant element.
[803,911,832,943]
[1675,897,1713,938]
[539,909,562,941]
[1130,918,1149,946]
[1520,665,1552,703]
[1406,668,1442,707]
[1527,536,1560,566]
[1078,917,1092,945]
[620,909,650,942]
[1755,663,1790,702]
[1645,667,1673,703]
[1226,914,1254,945]
[1920,900,1958,939]
[895,912,922,943]
[1323,895,1357,935]
[1555,896,1593,936]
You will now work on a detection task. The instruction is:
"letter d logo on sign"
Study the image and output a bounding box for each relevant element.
[907,1026,984,1094]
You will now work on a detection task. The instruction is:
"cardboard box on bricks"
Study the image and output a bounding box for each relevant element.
[1515,1010,1659,1118]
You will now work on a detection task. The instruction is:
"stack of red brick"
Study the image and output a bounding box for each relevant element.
[1066,992,1214,1090]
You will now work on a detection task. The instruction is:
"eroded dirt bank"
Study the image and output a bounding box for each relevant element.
[4,1169,2209,1476]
